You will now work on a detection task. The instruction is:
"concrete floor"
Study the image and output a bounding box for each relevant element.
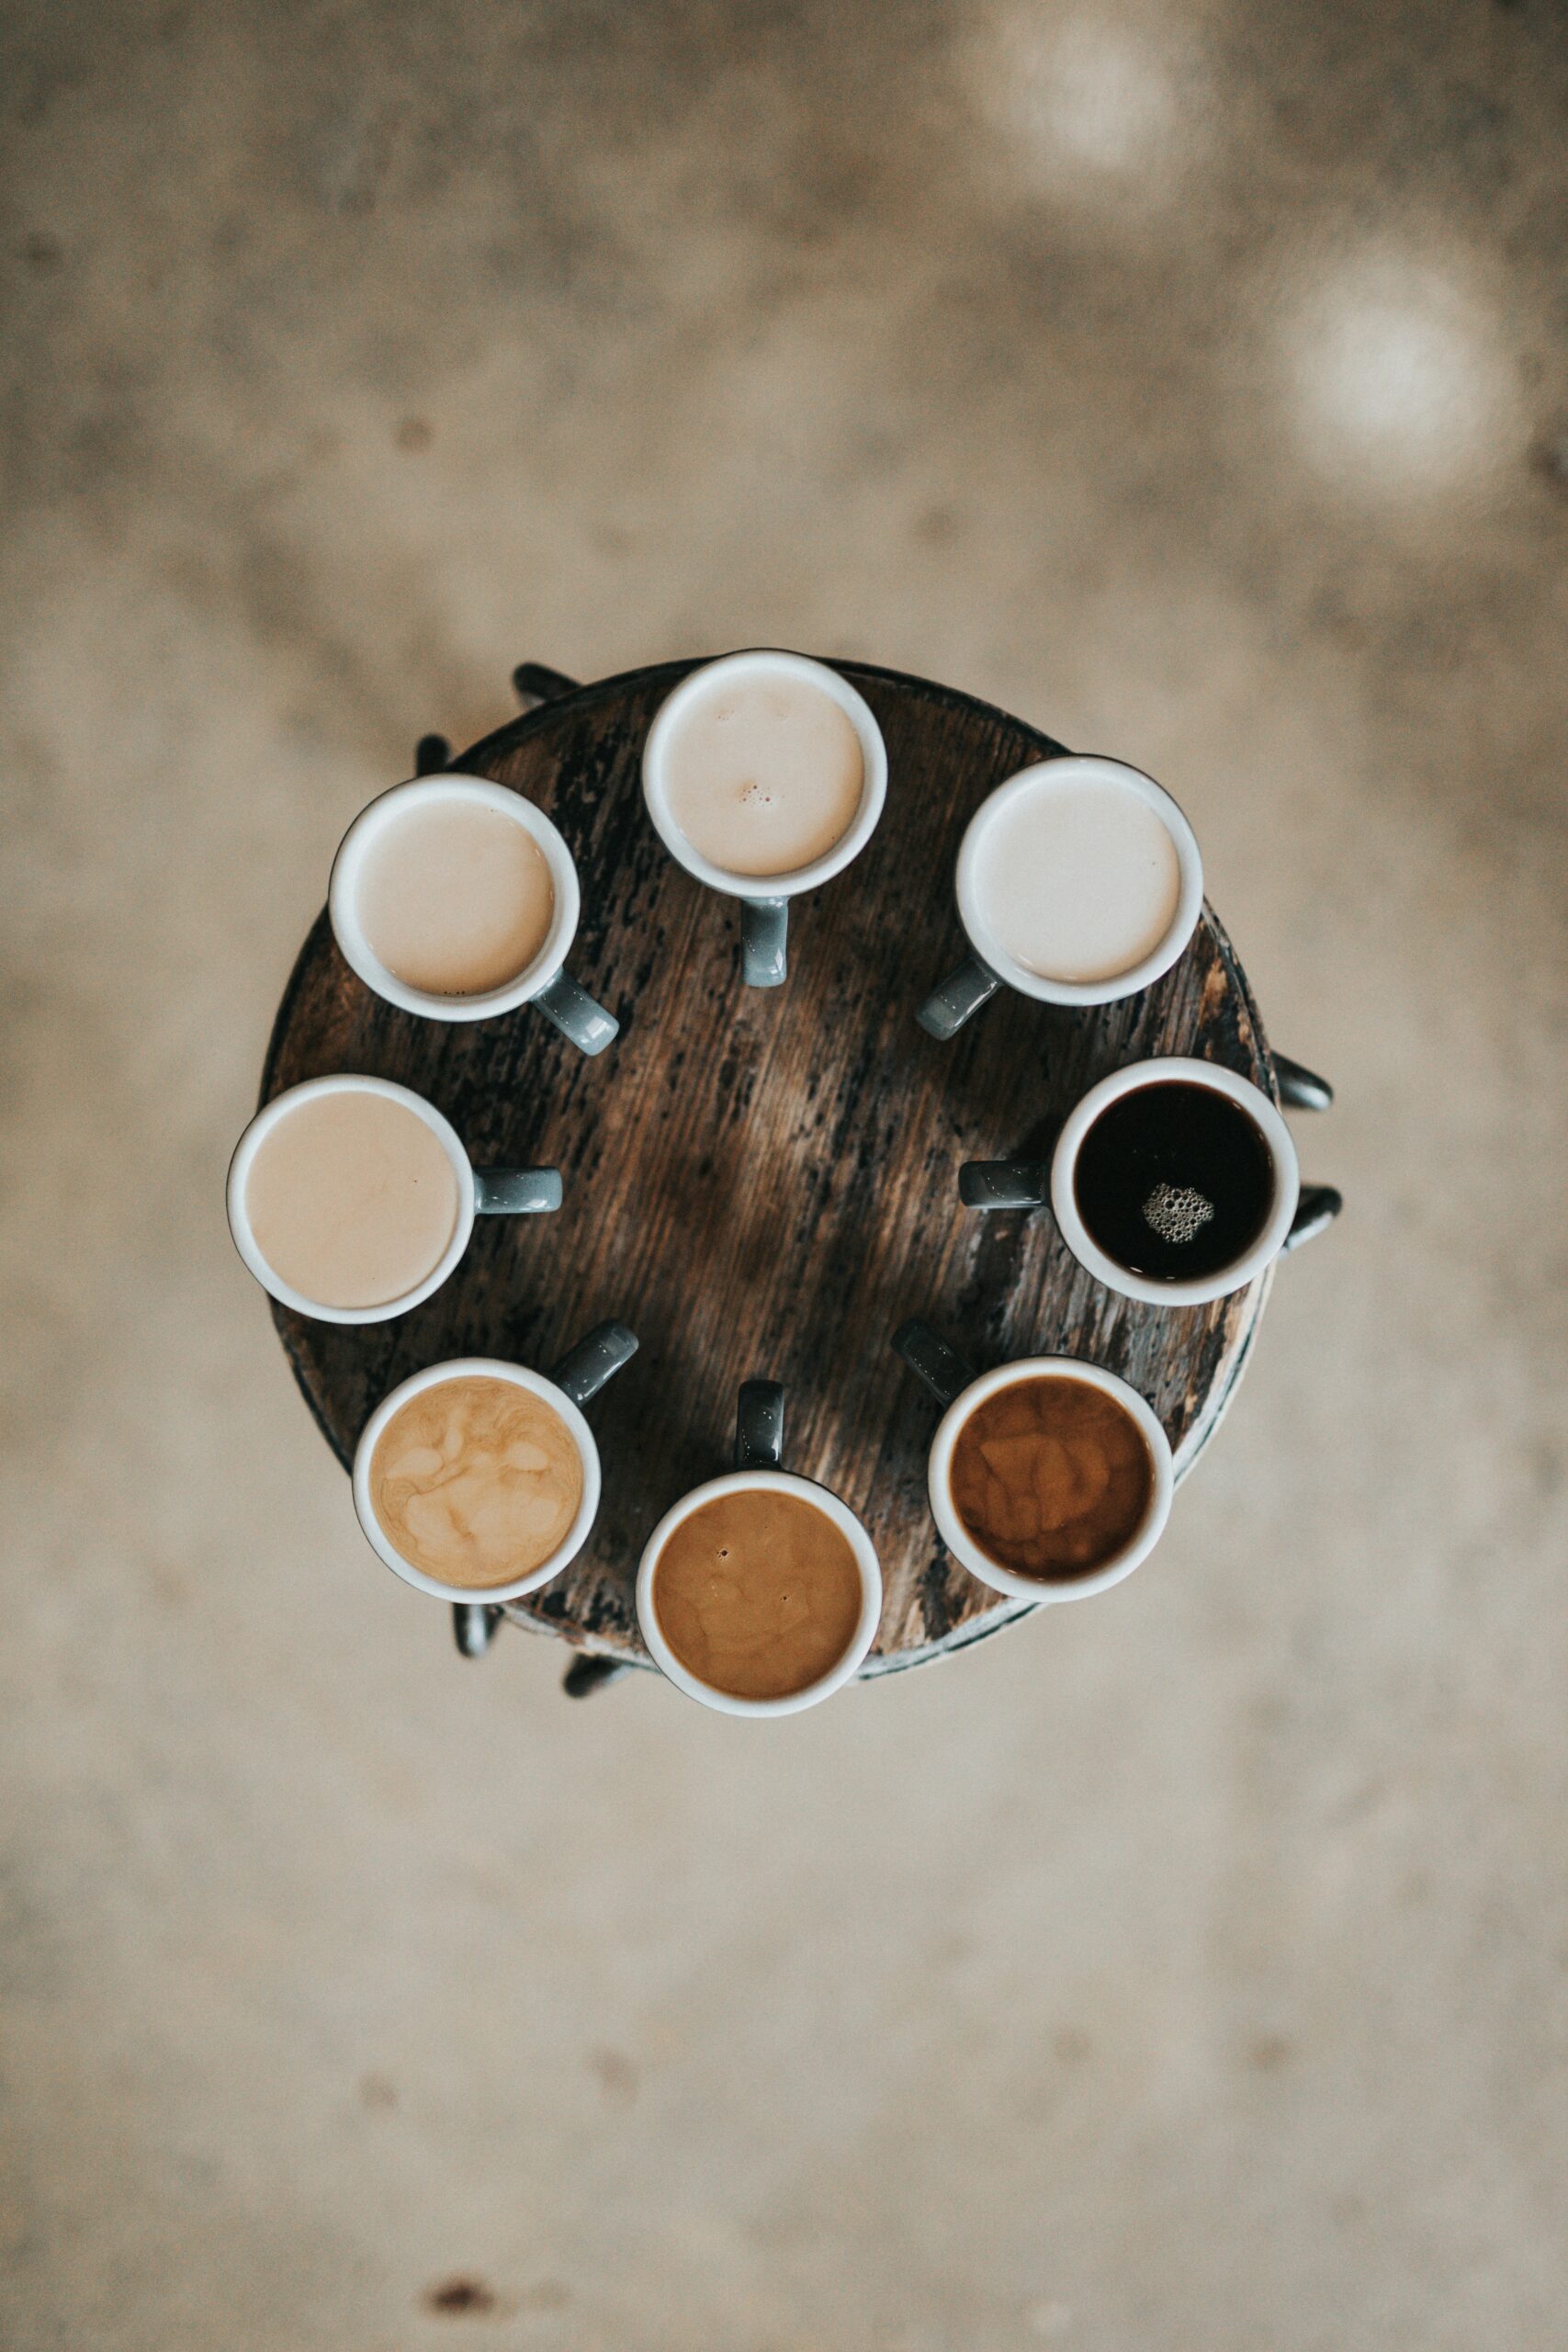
[3,1,1567,2345]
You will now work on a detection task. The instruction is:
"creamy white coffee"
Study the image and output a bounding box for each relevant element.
[244,1088,459,1309]
[356,799,554,995]
[974,773,1181,984]
[662,673,864,878]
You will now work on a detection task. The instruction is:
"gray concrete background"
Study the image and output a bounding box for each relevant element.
[3,2,1566,2346]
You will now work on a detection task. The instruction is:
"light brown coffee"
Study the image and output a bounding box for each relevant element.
[949,1376,1154,1582]
[651,1487,865,1700]
[369,1374,584,1589]
[244,1087,460,1309]
[663,672,864,877]
[357,799,555,995]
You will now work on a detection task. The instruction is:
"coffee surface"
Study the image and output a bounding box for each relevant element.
[662,673,864,878]
[244,1088,459,1309]
[973,772,1180,983]
[651,1486,866,1700]
[1074,1080,1274,1281]
[369,1374,583,1589]
[949,1375,1155,1581]
[357,799,555,994]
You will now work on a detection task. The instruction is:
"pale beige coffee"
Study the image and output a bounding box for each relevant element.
[244,1088,459,1310]
[663,673,864,877]
[357,799,555,995]
[974,772,1181,984]
[369,1374,584,1589]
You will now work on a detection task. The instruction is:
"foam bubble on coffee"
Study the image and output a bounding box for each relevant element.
[974,770,1181,984]
[662,673,864,878]
[244,1088,459,1310]
[369,1374,583,1589]
[357,799,555,995]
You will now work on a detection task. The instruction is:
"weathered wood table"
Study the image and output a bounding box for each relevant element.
[261,658,1337,1689]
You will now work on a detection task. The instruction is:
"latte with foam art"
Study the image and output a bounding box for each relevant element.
[369,1374,583,1589]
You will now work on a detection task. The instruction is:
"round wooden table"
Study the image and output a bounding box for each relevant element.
[261,658,1319,1686]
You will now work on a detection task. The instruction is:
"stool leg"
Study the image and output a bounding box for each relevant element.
[414,733,450,777]
[562,1656,633,1698]
[512,663,581,709]
[1274,1055,1334,1112]
[452,1603,502,1658]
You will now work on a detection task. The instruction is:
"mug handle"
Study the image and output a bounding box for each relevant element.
[917,951,1001,1041]
[551,1319,639,1405]
[535,968,619,1056]
[892,1318,977,1408]
[741,899,788,989]
[472,1167,563,1215]
[1280,1184,1343,1254]
[958,1159,1049,1211]
[736,1378,785,1469]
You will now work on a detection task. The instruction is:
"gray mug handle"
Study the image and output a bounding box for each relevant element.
[892,1318,976,1408]
[742,899,788,989]
[917,951,1001,1040]
[550,1318,638,1406]
[1281,1184,1343,1254]
[535,968,618,1056]
[958,1159,1049,1211]
[472,1167,563,1215]
[736,1378,784,1469]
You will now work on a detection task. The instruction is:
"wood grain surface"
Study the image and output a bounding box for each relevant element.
[260,659,1279,1676]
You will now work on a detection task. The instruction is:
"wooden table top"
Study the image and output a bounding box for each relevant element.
[261,658,1279,1678]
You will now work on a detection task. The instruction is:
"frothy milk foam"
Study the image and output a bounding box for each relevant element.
[974,773,1181,985]
[370,1374,583,1589]
[357,800,555,995]
[663,673,864,878]
[244,1089,459,1310]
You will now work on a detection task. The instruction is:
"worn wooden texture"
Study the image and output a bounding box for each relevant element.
[261,659,1278,1675]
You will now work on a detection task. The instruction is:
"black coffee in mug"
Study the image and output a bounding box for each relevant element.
[1072,1080,1274,1283]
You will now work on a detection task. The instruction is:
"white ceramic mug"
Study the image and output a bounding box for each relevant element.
[917,755,1203,1038]
[352,1323,637,1604]
[893,1323,1175,1604]
[636,1379,883,1715]
[641,650,887,988]
[226,1073,561,1325]
[961,1057,1302,1306]
[330,772,617,1052]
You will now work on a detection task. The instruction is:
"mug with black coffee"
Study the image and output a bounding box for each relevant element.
[960,1056,1303,1306]
[636,1379,883,1713]
[227,1073,562,1325]
[352,1320,638,1604]
[893,1321,1175,1602]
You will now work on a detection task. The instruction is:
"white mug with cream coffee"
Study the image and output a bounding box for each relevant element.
[352,1322,637,1605]
[917,755,1203,1038]
[330,773,617,1053]
[226,1073,562,1325]
[641,650,887,987]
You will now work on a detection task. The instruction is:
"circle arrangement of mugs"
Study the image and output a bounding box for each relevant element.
[226,1074,562,1324]
[637,1379,883,1714]
[641,650,888,989]
[918,755,1203,1038]
[894,1323,1175,1603]
[962,1057,1301,1306]
[352,1323,637,1604]
[330,772,618,1052]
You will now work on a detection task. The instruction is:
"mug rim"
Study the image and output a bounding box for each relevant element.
[636,1466,884,1716]
[351,1355,604,1604]
[954,755,1204,1007]
[328,772,581,1022]
[225,1073,475,1325]
[640,649,888,902]
[1050,1056,1301,1306]
[927,1356,1175,1603]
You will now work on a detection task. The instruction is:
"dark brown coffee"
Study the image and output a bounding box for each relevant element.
[1073,1079,1274,1283]
[949,1375,1154,1582]
[651,1487,864,1700]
